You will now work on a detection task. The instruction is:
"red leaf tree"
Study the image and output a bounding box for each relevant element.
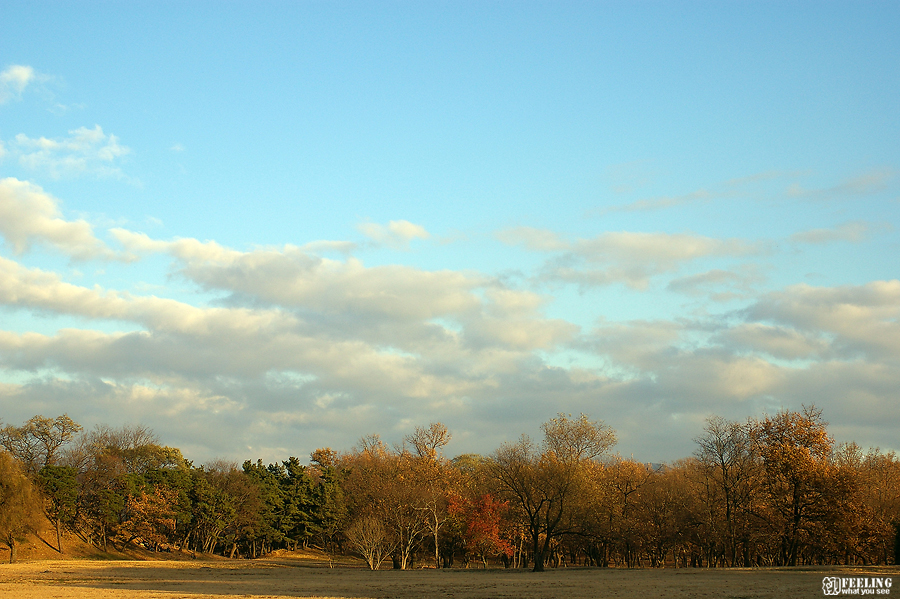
[449,493,513,568]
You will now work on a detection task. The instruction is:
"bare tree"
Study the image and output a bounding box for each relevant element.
[407,422,450,461]
[83,424,175,474]
[694,415,758,566]
[346,516,394,570]
[0,425,40,474]
[406,422,455,568]
[0,414,82,475]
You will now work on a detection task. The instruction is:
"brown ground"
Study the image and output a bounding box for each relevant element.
[1,556,896,599]
[2,530,896,598]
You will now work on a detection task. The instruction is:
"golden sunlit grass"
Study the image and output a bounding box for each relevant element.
[1,555,896,599]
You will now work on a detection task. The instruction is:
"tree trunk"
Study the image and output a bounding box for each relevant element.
[893,523,900,566]
[433,522,440,568]
[532,529,545,572]
[56,517,63,553]
[4,534,17,564]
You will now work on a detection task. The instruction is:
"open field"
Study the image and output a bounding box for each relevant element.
[1,559,896,599]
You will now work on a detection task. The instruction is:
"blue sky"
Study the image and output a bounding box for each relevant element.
[1,2,898,464]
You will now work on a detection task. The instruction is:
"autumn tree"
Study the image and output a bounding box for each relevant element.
[0,452,42,563]
[339,434,432,570]
[657,459,708,568]
[338,434,392,535]
[576,459,616,567]
[606,457,654,567]
[694,415,760,566]
[406,422,456,568]
[382,448,433,569]
[447,453,501,566]
[828,444,900,565]
[856,448,900,564]
[82,424,185,475]
[491,413,616,572]
[631,464,687,567]
[449,493,513,568]
[117,486,179,551]
[71,424,186,551]
[753,405,836,566]
[142,464,194,550]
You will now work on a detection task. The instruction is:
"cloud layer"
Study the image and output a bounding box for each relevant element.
[498,227,756,290]
[1,176,898,463]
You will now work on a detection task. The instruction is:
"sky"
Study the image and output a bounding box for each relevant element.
[1,2,898,465]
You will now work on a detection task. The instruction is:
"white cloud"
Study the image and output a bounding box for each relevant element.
[555,230,755,290]
[0,256,529,452]
[720,323,829,360]
[574,231,752,267]
[113,229,356,262]
[786,168,895,199]
[495,226,568,251]
[358,219,430,249]
[499,227,757,290]
[113,229,482,323]
[722,170,805,187]
[574,280,900,450]
[746,280,900,360]
[299,239,357,254]
[0,65,36,103]
[790,220,889,244]
[10,125,131,179]
[587,319,683,373]
[597,170,806,216]
[599,188,713,214]
[0,220,595,448]
[1,229,579,392]
[667,266,767,301]
[111,229,239,262]
[0,177,120,259]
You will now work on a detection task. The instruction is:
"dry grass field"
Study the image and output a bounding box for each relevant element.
[1,557,896,599]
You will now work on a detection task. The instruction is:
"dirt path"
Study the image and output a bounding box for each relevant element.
[0,559,896,599]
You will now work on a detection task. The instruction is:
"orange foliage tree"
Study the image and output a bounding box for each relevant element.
[449,493,513,568]
[754,405,837,566]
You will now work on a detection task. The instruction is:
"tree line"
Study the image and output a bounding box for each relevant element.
[0,408,898,569]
